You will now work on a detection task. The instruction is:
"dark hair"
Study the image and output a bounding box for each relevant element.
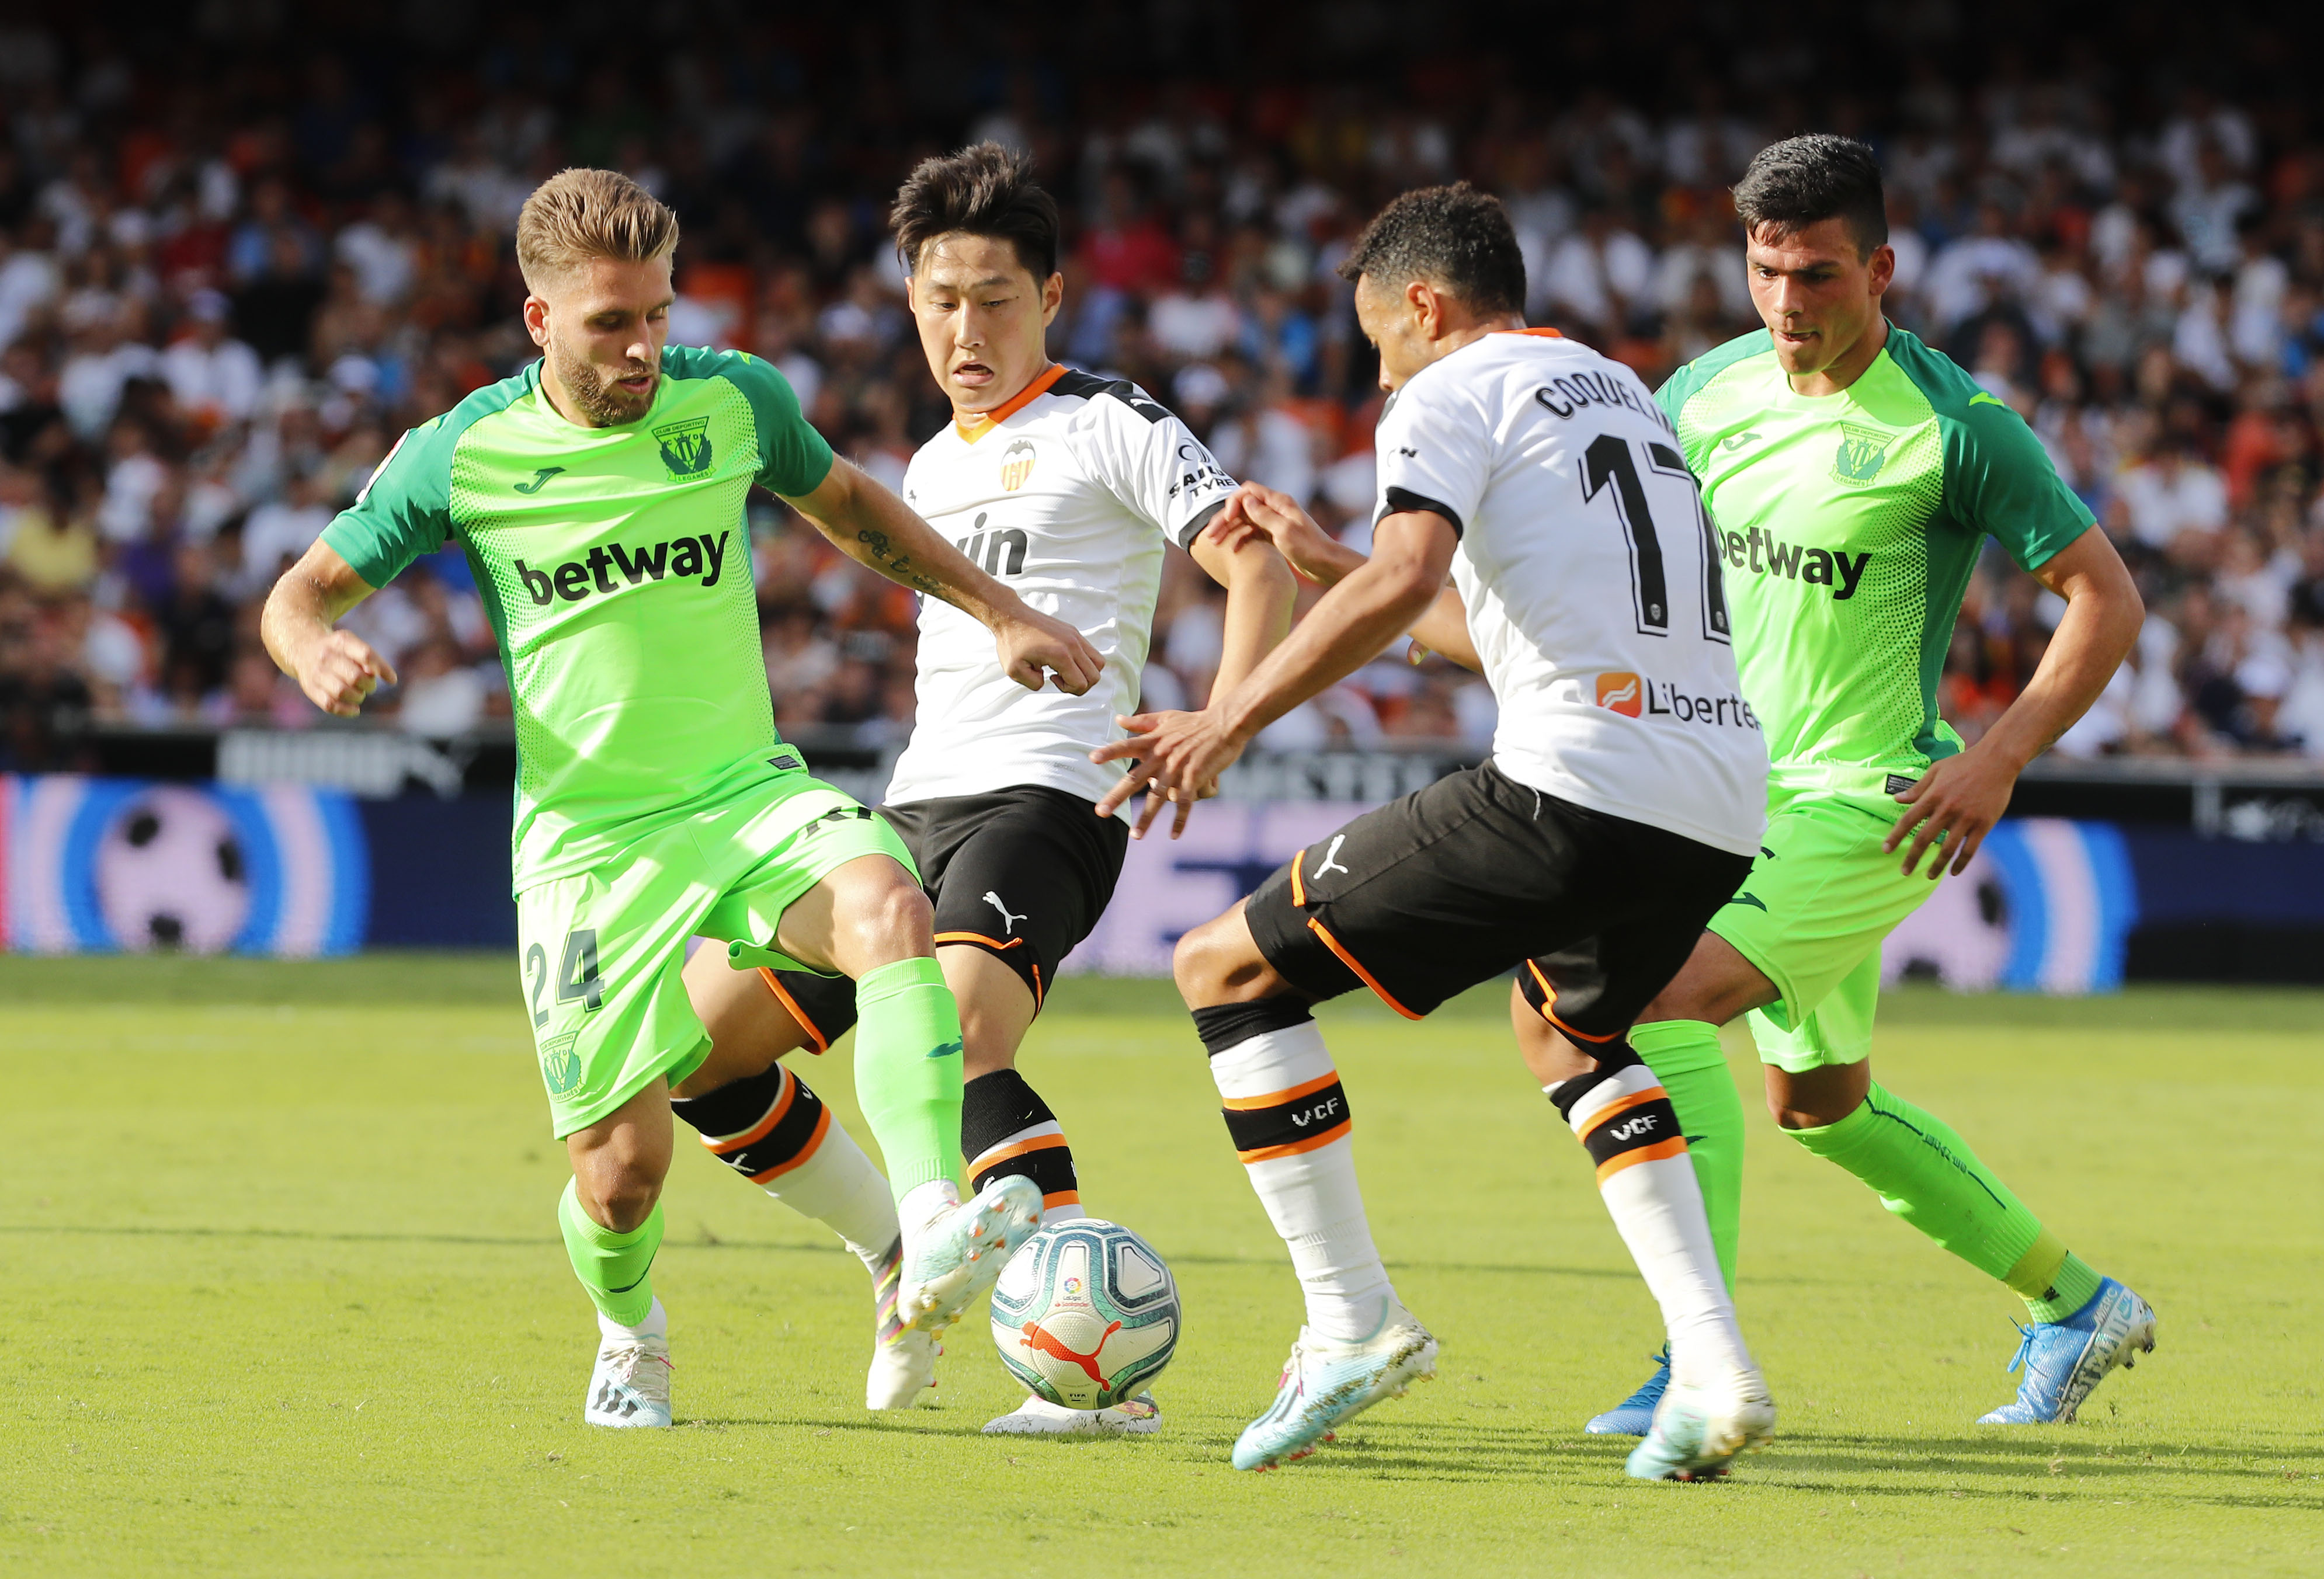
[1732,134,1888,258]
[1336,181,1526,316]
[891,141,1059,281]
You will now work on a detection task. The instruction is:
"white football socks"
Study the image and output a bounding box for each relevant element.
[1552,1065,1753,1385]
[1210,1021,1395,1344]
[599,1296,668,1344]
[759,1110,904,1281]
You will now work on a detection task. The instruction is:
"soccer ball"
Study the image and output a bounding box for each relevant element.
[989,1218,1179,1410]
[93,786,250,953]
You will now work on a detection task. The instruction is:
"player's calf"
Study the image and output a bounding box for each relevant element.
[671,1062,938,1408]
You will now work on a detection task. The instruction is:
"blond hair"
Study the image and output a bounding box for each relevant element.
[515,168,680,291]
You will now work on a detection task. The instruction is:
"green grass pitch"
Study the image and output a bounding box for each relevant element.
[6,954,2320,1576]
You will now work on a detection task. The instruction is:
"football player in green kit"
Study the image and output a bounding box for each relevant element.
[261,169,1103,1427]
[1547,135,2158,1431]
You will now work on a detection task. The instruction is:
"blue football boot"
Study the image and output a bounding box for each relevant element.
[1585,1347,1670,1436]
[1979,1277,2156,1424]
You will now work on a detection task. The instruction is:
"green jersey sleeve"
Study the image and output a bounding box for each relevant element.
[320,415,461,589]
[1941,395,2096,572]
[666,345,835,498]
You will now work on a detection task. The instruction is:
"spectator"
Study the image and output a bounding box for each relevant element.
[161,290,264,427]
[0,16,2312,766]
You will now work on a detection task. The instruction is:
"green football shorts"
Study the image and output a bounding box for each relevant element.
[1707,770,1945,1073]
[515,770,915,1138]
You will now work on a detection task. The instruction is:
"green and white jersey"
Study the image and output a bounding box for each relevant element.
[322,345,834,891]
[1656,325,2093,785]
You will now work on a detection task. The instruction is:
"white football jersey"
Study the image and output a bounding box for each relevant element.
[882,365,1237,812]
[1375,329,1767,855]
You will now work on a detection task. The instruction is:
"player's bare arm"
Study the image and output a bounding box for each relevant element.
[1208,483,1482,672]
[260,540,397,717]
[1093,509,1456,833]
[1886,526,2141,878]
[781,456,1102,696]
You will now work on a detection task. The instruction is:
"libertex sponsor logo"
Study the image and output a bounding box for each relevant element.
[1595,670,1760,729]
[515,529,730,606]
[1717,526,1872,600]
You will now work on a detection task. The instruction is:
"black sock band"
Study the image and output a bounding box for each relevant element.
[673,1064,829,1183]
[1190,996,1315,1057]
[963,1068,1078,1206]
[1544,1038,1646,1123]
[962,1068,1057,1156]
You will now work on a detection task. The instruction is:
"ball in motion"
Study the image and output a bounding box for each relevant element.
[93,786,250,952]
[989,1218,1179,1410]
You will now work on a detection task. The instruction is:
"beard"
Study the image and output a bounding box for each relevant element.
[553,345,658,426]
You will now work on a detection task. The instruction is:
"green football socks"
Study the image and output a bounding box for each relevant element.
[850,957,966,1204]
[1785,1081,2098,1320]
[557,1177,663,1327]
[1630,1020,1745,1291]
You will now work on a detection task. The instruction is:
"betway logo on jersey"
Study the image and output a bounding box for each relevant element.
[1596,670,1760,729]
[514,530,729,606]
[1718,526,1872,600]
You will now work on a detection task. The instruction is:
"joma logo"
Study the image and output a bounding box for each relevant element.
[516,530,730,606]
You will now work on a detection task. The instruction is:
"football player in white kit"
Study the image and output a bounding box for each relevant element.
[1100,184,1781,1480]
[680,143,1297,1434]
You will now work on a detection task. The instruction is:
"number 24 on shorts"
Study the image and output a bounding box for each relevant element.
[526,928,606,1027]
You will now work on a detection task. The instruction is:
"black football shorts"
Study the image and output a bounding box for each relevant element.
[758,784,1130,1049]
[1241,762,1752,1043]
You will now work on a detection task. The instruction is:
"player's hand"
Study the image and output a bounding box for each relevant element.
[993,605,1103,695]
[1204,483,1357,587]
[1885,743,2017,878]
[294,629,397,717]
[1093,709,1246,839]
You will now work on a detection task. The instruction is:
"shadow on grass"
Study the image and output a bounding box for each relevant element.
[1260,1419,2324,1506]
[5,1222,1677,1284]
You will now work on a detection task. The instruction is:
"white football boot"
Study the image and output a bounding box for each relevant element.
[583,1334,673,1428]
[864,1235,940,1409]
[895,1176,1044,1335]
[1231,1303,1437,1470]
[982,1392,1161,1436]
[1624,1366,1776,1481]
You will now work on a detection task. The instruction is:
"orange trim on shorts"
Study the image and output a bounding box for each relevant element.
[748,1104,832,1183]
[1523,959,1620,1044]
[1236,1118,1352,1163]
[954,363,1069,443]
[935,930,1024,951]
[1288,848,1308,907]
[756,968,831,1055]
[1030,959,1044,1012]
[1307,917,1422,1020]
[1578,1085,1671,1140]
[970,1132,1069,1176]
[1220,1069,1342,1111]
[704,1065,795,1152]
[1595,1135,1688,1182]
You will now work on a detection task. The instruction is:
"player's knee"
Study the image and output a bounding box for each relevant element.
[1172,910,1274,1007]
[843,872,935,964]
[575,1166,663,1234]
[1171,918,1229,1004]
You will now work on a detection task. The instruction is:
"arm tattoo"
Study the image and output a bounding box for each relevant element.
[856,527,958,603]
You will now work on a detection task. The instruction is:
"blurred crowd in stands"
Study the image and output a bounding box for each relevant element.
[4,5,2324,773]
